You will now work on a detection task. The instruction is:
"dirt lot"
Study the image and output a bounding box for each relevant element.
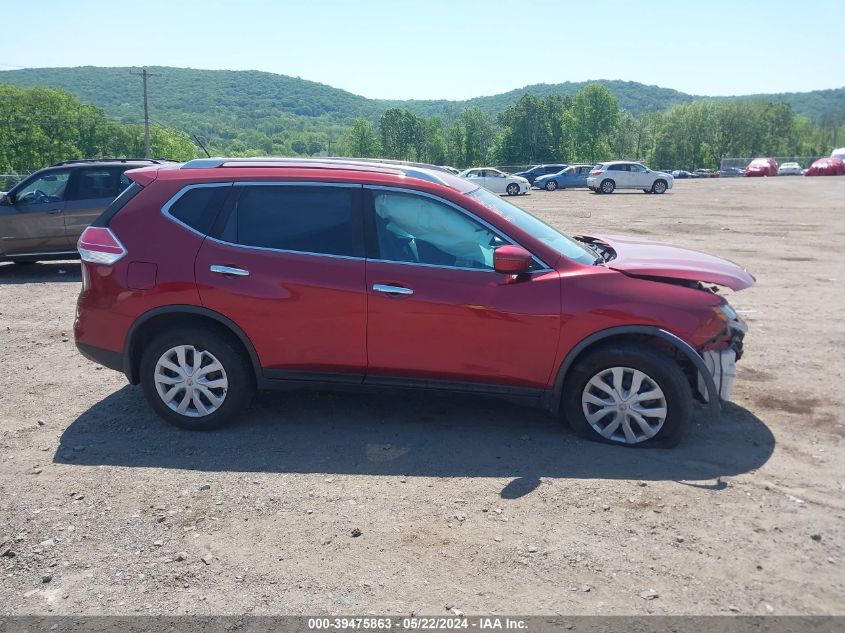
[1,176,843,616]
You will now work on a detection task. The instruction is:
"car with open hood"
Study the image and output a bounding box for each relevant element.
[74,157,753,447]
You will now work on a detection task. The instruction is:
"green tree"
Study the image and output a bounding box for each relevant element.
[572,83,620,162]
[345,117,380,157]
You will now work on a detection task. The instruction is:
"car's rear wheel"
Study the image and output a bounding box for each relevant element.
[140,325,254,430]
[545,180,558,191]
[562,344,691,448]
[652,179,668,194]
[506,183,520,196]
[600,179,615,194]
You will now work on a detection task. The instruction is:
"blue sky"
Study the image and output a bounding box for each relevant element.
[0,0,842,100]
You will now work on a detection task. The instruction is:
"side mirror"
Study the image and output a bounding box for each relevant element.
[494,245,532,274]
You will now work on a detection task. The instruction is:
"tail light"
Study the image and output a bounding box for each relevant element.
[590,170,602,176]
[78,227,127,265]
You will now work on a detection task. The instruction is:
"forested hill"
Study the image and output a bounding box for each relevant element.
[2,66,843,132]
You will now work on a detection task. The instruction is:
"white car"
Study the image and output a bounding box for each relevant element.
[587,161,674,194]
[459,167,530,196]
[778,162,802,176]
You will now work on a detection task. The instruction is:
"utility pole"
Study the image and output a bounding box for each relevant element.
[130,68,161,158]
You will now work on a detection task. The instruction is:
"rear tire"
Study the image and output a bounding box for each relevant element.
[562,343,691,448]
[600,179,615,194]
[140,324,255,430]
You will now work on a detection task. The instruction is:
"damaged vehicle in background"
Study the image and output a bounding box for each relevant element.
[74,158,753,448]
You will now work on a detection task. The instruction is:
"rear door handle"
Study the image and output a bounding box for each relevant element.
[373,283,413,296]
[210,264,250,277]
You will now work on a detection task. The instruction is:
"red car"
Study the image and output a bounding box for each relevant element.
[744,158,778,177]
[74,158,754,447]
[804,157,845,176]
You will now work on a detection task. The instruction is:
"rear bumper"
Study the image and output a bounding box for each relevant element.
[76,341,124,374]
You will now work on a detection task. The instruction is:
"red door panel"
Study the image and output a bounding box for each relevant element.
[365,262,561,388]
[195,241,366,380]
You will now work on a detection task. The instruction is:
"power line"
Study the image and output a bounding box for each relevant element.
[129,68,161,158]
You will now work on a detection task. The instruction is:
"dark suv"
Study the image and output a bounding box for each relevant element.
[75,158,753,447]
[513,164,569,185]
[0,158,171,264]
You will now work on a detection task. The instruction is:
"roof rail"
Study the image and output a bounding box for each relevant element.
[50,158,177,167]
[180,157,454,186]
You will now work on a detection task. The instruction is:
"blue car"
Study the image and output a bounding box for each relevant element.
[534,164,595,191]
[512,163,568,185]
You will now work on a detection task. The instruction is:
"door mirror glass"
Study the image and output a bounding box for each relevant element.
[494,245,533,274]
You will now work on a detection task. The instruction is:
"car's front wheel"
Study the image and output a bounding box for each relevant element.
[562,344,691,447]
[545,180,558,191]
[140,325,254,430]
[652,179,668,194]
[506,183,520,196]
[600,179,615,194]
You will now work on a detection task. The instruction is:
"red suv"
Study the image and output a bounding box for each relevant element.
[74,158,754,447]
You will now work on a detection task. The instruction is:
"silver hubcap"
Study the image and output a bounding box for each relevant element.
[154,345,228,417]
[602,181,613,192]
[581,366,667,444]
[655,182,666,193]
[508,185,518,194]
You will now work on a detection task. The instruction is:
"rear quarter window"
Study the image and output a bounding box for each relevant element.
[166,185,233,235]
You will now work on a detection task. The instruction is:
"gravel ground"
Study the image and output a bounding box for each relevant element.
[0,176,843,615]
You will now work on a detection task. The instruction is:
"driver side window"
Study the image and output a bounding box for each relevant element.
[14,170,71,206]
[372,191,503,270]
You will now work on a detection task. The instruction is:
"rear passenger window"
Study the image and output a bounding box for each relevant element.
[167,185,232,235]
[226,186,363,257]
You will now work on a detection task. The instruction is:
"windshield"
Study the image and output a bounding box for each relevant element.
[467,187,598,265]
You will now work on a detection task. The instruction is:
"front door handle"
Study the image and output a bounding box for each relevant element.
[210,264,250,277]
[373,283,413,296]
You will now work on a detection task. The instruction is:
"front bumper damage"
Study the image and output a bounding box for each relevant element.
[697,311,747,403]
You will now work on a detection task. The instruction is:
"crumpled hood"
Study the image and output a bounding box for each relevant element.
[587,234,756,290]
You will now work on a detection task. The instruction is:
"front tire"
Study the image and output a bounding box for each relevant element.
[506,183,520,196]
[562,344,691,448]
[140,325,254,430]
[600,179,616,194]
[652,179,668,194]
[545,180,558,191]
